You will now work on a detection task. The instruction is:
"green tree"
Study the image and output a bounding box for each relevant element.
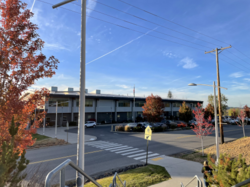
[167,90,173,99]
[0,117,29,187]
[208,94,228,115]
[178,102,193,123]
[228,108,240,117]
[207,154,250,187]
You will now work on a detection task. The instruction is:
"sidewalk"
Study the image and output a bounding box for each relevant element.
[144,155,204,187]
[36,127,97,144]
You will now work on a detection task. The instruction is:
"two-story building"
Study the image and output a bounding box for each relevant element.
[42,86,203,125]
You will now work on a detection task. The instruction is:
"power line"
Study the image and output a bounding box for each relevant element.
[37,0,204,51]
[37,0,250,73]
[89,0,222,47]
[225,50,250,67]
[117,0,230,46]
[221,53,250,71]
[73,6,212,49]
[116,0,250,63]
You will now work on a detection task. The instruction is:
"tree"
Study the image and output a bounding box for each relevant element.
[167,90,173,98]
[0,0,59,154]
[204,104,214,120]
[0,117,29,187]
[178,102,192,123]
[192,103,214,156]
[142,94,165,123]
[236,110,246,138]
[243,105,250,118]
[206,154,250,187]
[208,94,228,115]
[228,108,240,117]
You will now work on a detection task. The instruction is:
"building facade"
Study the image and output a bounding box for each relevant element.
[43,87,203,125]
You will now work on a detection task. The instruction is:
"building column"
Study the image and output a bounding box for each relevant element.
[95,99,98,122]
[171,102,173,116]
[71,98,74,122]
[115,100,117,122]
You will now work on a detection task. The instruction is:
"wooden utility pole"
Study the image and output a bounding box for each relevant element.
[205,45,231,144]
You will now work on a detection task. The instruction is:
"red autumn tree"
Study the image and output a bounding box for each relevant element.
[192,103,215,156]
[204,104,214,120]
[0,0,59,153]
[236,110,246,138]
[142,94,164,122]
[243,105,250,118]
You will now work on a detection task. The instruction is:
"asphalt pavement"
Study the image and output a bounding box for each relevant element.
[25,124,250,185]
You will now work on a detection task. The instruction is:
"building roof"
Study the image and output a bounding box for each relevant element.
[48,91,203,103]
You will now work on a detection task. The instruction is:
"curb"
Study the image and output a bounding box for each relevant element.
[111,127,192,134]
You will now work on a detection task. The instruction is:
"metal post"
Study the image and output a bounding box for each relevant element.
[43,96,46,135]
[76,0,86,186]
[62,105,64,127]
[213,81,219,164]
[146,140,149,165]
[60,168,65,187]
[134,85,135,123]
[67,121,69,143]
[55,101,58,138]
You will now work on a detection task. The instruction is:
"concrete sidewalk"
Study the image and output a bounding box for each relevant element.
[145,155,204,187]
[36,127,97,144]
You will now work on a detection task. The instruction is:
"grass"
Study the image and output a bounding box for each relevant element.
[32,133,50,141]
[84,164,171,187]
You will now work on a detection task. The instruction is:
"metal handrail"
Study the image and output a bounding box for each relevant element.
[232,178,250,187]
[180,175,203,187]
[45,159,102,187]
[109,172,126,187]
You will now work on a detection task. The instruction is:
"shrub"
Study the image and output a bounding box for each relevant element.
[115,125,124,131]
[151,126,163,132]
[124,126,131,132]
[69,121,77,126]
[170,125,176,129]
[207,154,250,187]
[161,124,168,131]
[133,127,143,132]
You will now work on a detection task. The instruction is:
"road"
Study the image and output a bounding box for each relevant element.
[26,125,250,184]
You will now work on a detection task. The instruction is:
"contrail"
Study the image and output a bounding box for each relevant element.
[86,27,158,65]
[30,0,36,12]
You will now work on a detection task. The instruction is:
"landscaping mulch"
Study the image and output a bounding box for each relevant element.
[171,136,250,165]
[27,138,69,149]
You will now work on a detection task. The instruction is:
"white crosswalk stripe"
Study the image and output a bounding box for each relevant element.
[85,141,161,161]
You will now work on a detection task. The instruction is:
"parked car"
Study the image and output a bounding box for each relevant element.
[188,120,197,127]
[85,121,96,128]
[176,121,187,127]
[137,122,152,129]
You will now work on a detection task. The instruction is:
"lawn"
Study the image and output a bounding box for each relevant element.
[32,133,50,141]
[84,164,170,187]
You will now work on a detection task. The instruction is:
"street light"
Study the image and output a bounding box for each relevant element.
[188,82,228,164]
[52,1,86,186]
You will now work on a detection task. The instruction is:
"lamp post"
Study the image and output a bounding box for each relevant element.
[52,1,86,186]
[188,82,227,164]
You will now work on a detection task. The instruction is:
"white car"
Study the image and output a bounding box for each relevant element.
[85,121,96,128]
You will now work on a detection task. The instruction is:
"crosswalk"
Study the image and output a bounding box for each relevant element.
[85,141,163,161]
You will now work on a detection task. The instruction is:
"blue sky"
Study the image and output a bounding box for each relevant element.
[26,0,250,107]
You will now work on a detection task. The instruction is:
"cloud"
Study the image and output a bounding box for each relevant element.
[229,72,244,78]
[244,78,250,81]
[86,0,97,17]
[45,43,70,51]
[178,57,197,69]
[195,76,201,78]
[163,51,178,58]
[116,85,129,89]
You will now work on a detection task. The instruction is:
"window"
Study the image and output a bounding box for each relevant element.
[173,102,181,107]
[118,101,130,107]
[76,99,93,107]
[49,98,69,107]
[164,102,170,107]
[135,101,145,107]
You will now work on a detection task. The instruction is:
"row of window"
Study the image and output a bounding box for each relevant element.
[48,99,199,108]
